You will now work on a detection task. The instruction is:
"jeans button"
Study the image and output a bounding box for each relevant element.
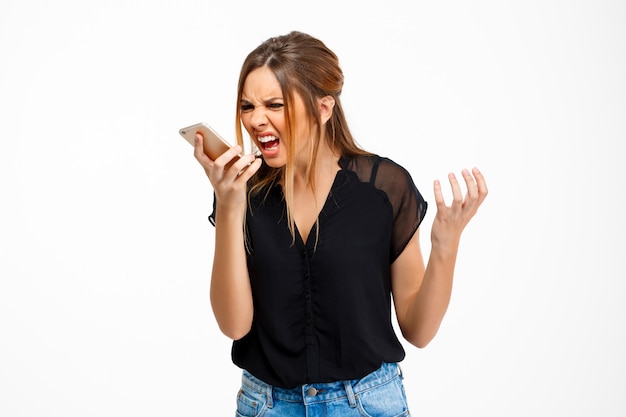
[306,387,318,396]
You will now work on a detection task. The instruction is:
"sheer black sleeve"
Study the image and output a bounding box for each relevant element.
[373,158,427,261]
[346,156,427,262]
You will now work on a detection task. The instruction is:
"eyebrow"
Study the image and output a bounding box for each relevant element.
[240,97,284,104]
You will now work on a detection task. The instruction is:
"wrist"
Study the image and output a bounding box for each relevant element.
[215,201,246,223]
[429,236,461,259]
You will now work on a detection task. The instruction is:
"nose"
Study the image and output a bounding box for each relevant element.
[249,107,268,129]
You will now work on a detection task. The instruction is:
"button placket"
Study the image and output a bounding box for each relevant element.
[302,245,320,380]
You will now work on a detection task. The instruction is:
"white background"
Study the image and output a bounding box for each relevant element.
[1,0,624,416]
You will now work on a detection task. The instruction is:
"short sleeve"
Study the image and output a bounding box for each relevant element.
[373,158,427,261]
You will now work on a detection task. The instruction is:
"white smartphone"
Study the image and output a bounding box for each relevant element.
[178,122,238,160]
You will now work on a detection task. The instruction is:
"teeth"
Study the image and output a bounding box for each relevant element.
[258,135,278,143]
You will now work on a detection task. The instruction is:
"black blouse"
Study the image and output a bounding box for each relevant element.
[209,155,427,388]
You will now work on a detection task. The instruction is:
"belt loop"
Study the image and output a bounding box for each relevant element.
[343,380,357,408]
[397,363,403,378]
[266,384,274,409]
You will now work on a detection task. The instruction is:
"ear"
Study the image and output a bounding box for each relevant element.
[318,96,335,125]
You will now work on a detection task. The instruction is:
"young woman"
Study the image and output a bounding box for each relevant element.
[193,31,487,417]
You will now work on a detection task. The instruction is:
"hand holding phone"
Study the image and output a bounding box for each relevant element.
[179,122,239,161]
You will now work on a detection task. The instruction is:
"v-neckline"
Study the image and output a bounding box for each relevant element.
[293,167,343,246]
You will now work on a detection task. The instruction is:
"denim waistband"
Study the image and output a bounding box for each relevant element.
[241,362,402,406]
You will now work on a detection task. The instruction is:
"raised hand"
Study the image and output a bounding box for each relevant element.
[431,167,488,251]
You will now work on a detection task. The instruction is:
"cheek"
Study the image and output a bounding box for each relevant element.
[240,117,255,137]
[240,114,251,130]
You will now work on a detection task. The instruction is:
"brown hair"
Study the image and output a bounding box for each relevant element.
[235,31,371,242]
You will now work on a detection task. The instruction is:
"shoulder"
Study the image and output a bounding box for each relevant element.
[341,154,415,190]
[341,154,410,182]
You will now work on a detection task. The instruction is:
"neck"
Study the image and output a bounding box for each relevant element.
[293,141,339,188]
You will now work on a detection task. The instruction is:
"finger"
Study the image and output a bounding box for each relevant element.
[472,167,488,202]
[214,145,243,169]
[235,157,263,182]
[448,172,463,208]
[433,179,446,208]
[228,153,259,177]
[193,133,209,163]
[462,168,479,200]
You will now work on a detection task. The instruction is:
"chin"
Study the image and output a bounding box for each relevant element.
[264,159,286,169]
[261,154,287,169]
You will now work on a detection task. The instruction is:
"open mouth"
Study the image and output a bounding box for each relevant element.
[258,135,280,151]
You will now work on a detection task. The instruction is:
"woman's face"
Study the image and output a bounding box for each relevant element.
[240,66,311,169]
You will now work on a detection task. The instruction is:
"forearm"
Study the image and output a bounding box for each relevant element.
[397,167,487,348]
[403,243,459,348]
[210,206,254,340]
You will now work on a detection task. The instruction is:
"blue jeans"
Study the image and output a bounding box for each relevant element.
[235,362,410,417]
